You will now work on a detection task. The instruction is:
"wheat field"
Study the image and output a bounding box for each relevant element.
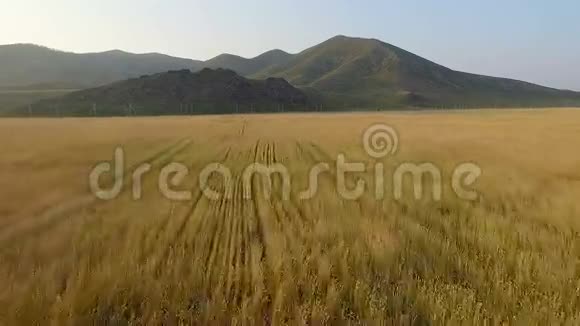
[1,109,580,325]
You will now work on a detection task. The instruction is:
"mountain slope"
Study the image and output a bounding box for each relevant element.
[19,68,312,116]
[1,37,580,109]
[0,44,203,88]
[254,36,580,107]
[0,44,293,89]
[204,49,293,76]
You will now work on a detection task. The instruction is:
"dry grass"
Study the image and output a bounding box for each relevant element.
[0,109,580,325]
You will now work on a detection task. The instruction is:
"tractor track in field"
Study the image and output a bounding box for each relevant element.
[201,187,229,292]
[220,175,241,303]
[236,144,270,305]
[0,139,197,299]
[0,139,193,248]
[26,143,232,300]
[223,173,252,305]
[150,186,208,277]
[74,141,207,266]
[204,179,238,298]
[266,142,315,267]
[239,120,247,136]
[149,146,233,277]
[249,140,277,323]
[250,140,268,263]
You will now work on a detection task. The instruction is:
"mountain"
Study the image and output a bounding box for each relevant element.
[2,37,580,110]
[0,44,292,89]
[204,49,293,76]
[0,44,203,88]
[253,35,580,107]
[19,68,312,116]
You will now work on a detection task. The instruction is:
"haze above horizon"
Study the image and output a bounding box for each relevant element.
[1,0,579,90]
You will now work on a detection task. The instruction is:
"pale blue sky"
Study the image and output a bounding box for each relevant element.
[1,0,579,90]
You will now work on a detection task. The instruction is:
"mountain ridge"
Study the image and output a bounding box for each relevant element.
[1,36,580,110]
[253,36,579,107]
[204,49,294,76]
[0,43,203,88]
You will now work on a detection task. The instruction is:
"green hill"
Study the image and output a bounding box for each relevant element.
[204,49,293,76]
[253,36,580,107]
